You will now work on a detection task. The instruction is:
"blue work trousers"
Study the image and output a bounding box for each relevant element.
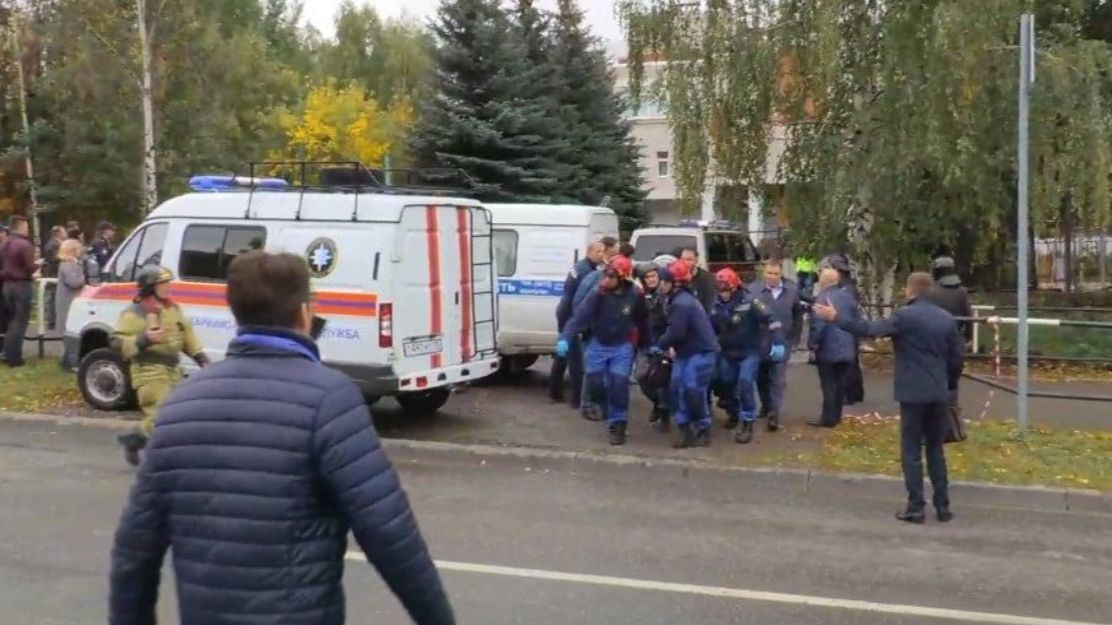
[584,340,635,424]
[671,351,717,429]
[719,354,762,423]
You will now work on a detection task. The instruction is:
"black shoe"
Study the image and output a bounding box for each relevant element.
[609,422,627,446]
[548,387,564,403]
[895,509,926,524]
[723,415,739,430]
[582,404,604,422]
[767,414,781,432]
[806,419,837,428]
[936,508,954,523]
[693,426,711,447]
[673,423,695,448]
[735,421,754,444]
[116,433,148,468]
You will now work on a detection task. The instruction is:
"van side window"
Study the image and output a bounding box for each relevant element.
[108,222,168,283]
[493,229,518,277]
[179,225,267,282]
[705,233,731,264]
[726,233,757,262]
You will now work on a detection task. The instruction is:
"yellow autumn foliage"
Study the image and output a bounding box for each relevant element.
[270,81,414,169]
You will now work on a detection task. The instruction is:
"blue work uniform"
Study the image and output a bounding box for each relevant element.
[711,289,783,424]
[752,279,803,420]
[551,258,599,404]
[657,288,718,430]
[562,281,650,424]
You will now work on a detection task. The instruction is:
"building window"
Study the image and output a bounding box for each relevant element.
[179,225,267,282]
[657,151,670,178]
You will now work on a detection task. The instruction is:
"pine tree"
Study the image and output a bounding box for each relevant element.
[552,0,647,230]
[411,0,573,202]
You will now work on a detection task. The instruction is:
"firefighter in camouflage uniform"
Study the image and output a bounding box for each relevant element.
[113,266,209,466]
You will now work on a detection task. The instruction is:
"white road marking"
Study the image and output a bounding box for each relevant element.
[345,553,1107,625]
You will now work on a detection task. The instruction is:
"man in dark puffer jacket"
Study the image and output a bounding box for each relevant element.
[109,251,455,625]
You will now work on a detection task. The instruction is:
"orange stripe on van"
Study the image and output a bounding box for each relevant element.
[82,282,378,318]
[456,209,473,361]
[426,206,444,369]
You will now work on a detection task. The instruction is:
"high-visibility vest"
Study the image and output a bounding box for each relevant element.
[794,257,818,274]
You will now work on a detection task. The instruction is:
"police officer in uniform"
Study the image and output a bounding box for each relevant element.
[556,255,649,446]
[710,268,786,444]
[113,266,209,465]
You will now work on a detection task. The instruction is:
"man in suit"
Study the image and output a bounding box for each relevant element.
[752,258,804,431]
[814,272,964,524]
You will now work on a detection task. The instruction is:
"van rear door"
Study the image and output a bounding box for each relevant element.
[393,204,496,378]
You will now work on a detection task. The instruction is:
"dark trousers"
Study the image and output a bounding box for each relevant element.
[0,281,7,355]
[2,281,33,366]
[567,336,584,407]
[844,353,864,404]
[548,356,568,397]
[757,360,787,418]
[900,402,950,512]
[817,361,849,426]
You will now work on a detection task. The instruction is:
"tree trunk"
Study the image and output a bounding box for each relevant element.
[1061,193,1074,294]
[137,0,158,213]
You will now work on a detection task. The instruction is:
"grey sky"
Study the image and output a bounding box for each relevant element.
[303,0,625,46]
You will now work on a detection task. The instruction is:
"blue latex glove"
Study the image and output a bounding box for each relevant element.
[769,344,787,362]
[555,338,570,359]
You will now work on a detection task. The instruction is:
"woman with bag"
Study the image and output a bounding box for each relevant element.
[55,239,88,370]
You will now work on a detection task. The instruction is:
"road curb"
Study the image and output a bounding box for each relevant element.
[4,410,1109,514]
[382,438,1112,515]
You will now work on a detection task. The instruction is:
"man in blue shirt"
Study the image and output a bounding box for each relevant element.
[752,258,804,432]
[557,255,649,446]
[655,261,719,448]
[711,268,786,444]
[550,237,617,405]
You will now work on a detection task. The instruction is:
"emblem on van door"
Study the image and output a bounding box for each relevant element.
[306,237,338,278]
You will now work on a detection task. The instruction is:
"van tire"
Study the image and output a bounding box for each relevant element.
[498,354,539,376]
[78,348,137,411]
[396,388,451,415]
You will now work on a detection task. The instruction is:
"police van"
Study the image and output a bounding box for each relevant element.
[629,219,763,280]
[67,169,500,415]
[487,203,618,372]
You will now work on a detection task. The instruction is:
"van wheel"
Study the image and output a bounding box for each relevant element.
[78,348,137,411]
[396,388,451,415]
[363,395,381,408]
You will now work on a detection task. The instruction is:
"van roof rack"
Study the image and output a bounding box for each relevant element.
[189,161,488,220]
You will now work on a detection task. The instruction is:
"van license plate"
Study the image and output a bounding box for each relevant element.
[403,336,443,358]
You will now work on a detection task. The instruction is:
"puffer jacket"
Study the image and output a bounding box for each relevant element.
[109,327,454,625]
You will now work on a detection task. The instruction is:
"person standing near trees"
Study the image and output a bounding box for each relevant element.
[1,216,38,367]
[41,225,66,330]
[54,238,88,370]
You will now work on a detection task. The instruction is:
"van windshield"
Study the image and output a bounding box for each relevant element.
[632,234,697,261]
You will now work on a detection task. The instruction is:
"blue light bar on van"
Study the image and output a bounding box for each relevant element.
[188,175,289,192]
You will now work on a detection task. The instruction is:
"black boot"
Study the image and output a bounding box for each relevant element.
[693,426,711,447]
[735,421,754,444]
[723,415,739,430]
[116,433,148,467]
[609,422,627,446]
[650,407,671,433]
[895,509,927,524]
[673,423,695,448]
[767,414,781,432]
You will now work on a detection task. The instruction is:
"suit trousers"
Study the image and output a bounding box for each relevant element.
[899,402,950,512]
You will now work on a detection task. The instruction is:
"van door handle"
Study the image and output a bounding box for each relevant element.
[455,292,460,305]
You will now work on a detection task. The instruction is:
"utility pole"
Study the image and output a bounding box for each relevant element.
[9,10,42,247]
[136,0,158,213]
[1016,14,1035,431]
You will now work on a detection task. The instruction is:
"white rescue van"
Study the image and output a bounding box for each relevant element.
[486,203,618,371]
[67,175,500,415]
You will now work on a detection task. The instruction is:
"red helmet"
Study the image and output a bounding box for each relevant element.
[715,268,741,290]
[607,255,634,280]
[667,260,693,284]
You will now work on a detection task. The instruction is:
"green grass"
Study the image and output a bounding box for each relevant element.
[807,416,1112,492]
[0,358,82,413]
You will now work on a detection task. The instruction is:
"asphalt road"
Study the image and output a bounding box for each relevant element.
[1,418,1110,625]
